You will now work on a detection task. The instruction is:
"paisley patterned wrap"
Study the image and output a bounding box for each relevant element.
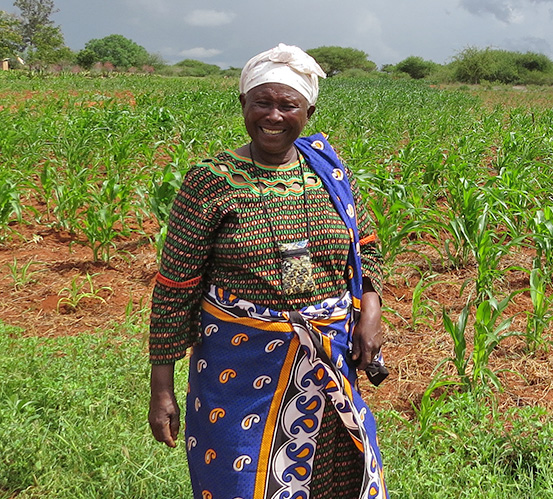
[185,286,387,499]
[295,134,364,329]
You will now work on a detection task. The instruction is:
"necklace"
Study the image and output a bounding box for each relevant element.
[248,144,311,240]
[249,143,316,296]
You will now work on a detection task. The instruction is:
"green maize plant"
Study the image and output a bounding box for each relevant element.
[6,258,39,291]
[410,271,444,331]
[38,161,57,222]
[471,295,516,391]
[443,295,516,392]
[148,164,184,260]
[494,130,543,171]
[484,165,539,240]
[82,204,127,263]
[412,376,459,441]
[468,208,526,305]
[0,172,22,241]
[394,135,448,194]
[361,172,437,278]
[525,267,553,353]
[57,273,113,313]
[44,162,94,233]
[442,303,471,389]
[367,193,428,278]
[530,207,553,273]
[52,117,101,175]
[441,177,486,269]
[81,175,134,263]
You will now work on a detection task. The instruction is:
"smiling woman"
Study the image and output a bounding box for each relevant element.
[237,83,315,165]
[148,43,388,499]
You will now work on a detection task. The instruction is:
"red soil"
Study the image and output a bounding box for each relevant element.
[1,214,551,418]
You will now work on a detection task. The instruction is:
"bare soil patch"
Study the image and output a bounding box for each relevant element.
[1,213,552,418]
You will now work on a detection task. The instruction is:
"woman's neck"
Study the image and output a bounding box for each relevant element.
[239,144,298,167]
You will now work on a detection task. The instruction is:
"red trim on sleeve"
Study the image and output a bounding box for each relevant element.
[155,272,202,289]
[359,232,377,245]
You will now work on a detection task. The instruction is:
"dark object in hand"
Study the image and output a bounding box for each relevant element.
[347,351,389,386]
[364,360,389,387]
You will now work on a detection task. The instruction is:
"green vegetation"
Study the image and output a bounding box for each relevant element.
[2,0,553,84]
[0,10,22,58]
[392,55,439,80]
[159,58,223,77]
[0,322,193,498]
[3,1,552,84]
[2,315,552,498]
[307,46,377,76]
[380,394,553,497]
[78,34,154,71]
[450,47,553,85]
[383,48,553,85]
[1,74,553,497]
[11,0,69,65]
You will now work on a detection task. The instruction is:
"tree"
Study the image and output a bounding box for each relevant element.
[75,48,95,69]
[13,0,67,63]
[0,10,23,59]
[83,34,150,70]
[395,56,439,79]
[306,46,376,77]
[173,59,221,76]
[515,52,552,73]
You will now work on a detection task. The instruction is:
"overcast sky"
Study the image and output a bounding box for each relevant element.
[2,0,553,68]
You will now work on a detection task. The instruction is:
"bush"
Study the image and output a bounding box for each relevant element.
[395,56,439,80]
[307,46,376,76]
[76,48,96,69]
[452,46,496,84]
[516,52,552,72]
[451,46,553,85]
[157,59,222,77]
[84,34,150,70]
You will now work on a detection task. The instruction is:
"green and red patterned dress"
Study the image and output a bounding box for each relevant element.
[150,134,387,499]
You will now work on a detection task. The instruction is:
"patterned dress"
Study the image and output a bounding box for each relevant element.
[150,135,386,499]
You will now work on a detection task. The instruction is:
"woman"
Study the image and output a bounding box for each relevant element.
[149,43,388,499]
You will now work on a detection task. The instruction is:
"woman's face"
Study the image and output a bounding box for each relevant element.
[240,83,315,164]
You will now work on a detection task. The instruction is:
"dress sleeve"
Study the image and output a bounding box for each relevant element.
[345,164,384,298]
[149,165,222,364]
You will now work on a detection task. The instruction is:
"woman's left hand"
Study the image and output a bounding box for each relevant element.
[351,289,383,370]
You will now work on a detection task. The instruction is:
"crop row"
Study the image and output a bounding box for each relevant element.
[1,74,553,394]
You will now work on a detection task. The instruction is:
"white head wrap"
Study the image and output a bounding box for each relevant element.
[239,43,326,106]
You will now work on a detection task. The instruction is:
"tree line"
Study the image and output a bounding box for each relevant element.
[2,1,553,85]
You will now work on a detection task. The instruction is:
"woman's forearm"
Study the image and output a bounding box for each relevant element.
[150,363,175,395]
[149,363,180,447]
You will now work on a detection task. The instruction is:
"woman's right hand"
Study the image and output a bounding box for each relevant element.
[149,364,180,447]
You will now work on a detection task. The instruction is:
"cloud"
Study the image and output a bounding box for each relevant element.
[502,35,552,54]
[179,47,222,59]
[184,9,236,27]
[459,0,518,23]
[123,0,173,17]
[459,0,553,23]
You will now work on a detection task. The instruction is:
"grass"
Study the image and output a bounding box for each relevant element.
[0,323,192,499]
[2,73,553,496]
[2,321,553,498]
[379,394,553,498]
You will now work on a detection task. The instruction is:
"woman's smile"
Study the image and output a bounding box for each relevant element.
[261,127,285,135]
[240,82,315,165]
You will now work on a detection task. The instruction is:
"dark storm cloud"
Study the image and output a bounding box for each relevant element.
[2,0,553,67]
[459,0,517,22]
[459,0,553,23]
[503,35,552,54]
